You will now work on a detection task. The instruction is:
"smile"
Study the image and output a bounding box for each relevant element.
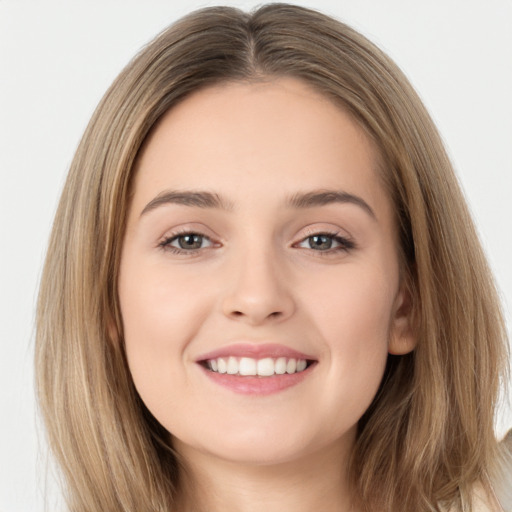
[196,344,317,395]
[204,356,310,376]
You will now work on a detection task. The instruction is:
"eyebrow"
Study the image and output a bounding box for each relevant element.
[286,189,376,220]
[141,190,234,216]
[140,188,376,220]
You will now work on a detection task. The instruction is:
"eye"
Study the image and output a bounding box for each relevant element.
[159,232,214,254]
[296,232,355,253]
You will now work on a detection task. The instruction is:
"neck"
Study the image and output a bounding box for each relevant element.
[174,437,358,512]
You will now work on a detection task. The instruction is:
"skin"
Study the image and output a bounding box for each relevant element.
[118,77,416,512]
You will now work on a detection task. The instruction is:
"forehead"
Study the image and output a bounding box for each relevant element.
[131,77,390,220]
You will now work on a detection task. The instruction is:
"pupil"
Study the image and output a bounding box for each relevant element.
[310,235,332,250]
[179,234,202,249]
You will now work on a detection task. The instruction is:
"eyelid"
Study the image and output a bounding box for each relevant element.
[292,226,356,255]
[156,224,356,256]
[296,234,343,248]
[296,225,353,243]
[157,226,221,256]
[157,223,219,244]
[169,233,213,248]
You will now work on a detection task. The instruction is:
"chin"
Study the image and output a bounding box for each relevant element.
[195,440,314,467]
[172,419,355,469]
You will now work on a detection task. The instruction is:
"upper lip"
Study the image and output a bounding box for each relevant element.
[195,343,316,362]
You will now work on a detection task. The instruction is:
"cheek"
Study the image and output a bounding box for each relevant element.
[120,256,213,340]
[118,258,214,407]
[307,261,397,348]
[303,262,397,417]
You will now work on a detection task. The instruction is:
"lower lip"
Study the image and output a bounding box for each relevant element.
[199,364,316,395]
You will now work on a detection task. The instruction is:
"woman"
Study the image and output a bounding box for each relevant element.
[35,4,510,511]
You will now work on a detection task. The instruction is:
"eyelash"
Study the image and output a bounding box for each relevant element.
[158,229,215,256]
[296,231,356,256]
[158,230,356,256]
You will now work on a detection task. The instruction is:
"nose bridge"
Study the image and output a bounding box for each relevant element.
[221,233,295,324]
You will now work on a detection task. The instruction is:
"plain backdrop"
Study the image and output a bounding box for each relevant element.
[1,1,511,510]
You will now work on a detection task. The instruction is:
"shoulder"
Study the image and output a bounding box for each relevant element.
[491,430,512,512]
[448,432,512,512]
[471,482,506,512]
[445,481,505,512]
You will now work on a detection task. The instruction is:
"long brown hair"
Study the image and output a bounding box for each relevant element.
[36,4,509,511]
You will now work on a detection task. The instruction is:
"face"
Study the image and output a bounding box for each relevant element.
[118,77,415,467]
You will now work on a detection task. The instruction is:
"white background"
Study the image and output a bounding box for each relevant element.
[1,1,511,510]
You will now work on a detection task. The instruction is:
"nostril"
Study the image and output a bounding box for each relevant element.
[229,310,284,320]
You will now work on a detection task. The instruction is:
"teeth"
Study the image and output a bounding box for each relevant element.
[275,357,287,375]
[227,356,238,374]
[286,358,297,374]
[257,358,275,376]
[217,358,227,374]
[239,357,256,376]
[205,356,310,376]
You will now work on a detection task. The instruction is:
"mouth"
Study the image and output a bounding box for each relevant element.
[199,356,315,376]
[196,343,318,395]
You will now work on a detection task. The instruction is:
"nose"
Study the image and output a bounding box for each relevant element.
[221,247,296,326]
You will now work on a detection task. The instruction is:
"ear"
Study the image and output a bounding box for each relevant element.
[106,309,122,347]
[388,279,417,355]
